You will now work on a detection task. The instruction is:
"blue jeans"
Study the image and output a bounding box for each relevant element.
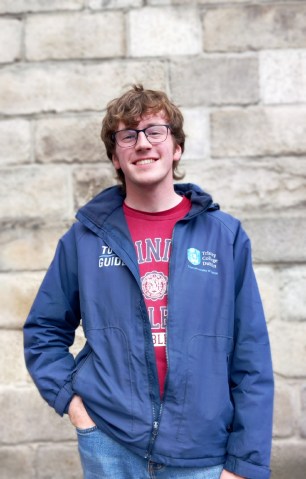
[77,426,224,479]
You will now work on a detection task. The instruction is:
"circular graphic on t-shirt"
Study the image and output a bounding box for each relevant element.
[141,271,168,301]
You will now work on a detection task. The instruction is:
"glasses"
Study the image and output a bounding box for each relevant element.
[112,124,172,148]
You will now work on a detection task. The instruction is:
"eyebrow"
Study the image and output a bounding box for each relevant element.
[123,122,167,130]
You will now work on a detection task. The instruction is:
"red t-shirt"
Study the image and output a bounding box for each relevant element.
[123,196,191,397]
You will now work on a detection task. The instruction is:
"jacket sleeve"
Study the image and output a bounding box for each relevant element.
[224,224,274,479]
[23,226,81,416]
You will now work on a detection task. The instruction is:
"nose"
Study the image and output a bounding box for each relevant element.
[135,131,152,150]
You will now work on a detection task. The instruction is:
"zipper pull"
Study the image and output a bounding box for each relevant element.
[152,421,159,436]
[144,422,159,459]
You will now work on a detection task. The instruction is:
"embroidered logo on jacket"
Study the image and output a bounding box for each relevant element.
[187,248,201,266]
[99,246,125,268]
[187,248,219,275]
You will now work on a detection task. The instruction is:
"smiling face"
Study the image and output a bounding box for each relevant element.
[112,111,182,195]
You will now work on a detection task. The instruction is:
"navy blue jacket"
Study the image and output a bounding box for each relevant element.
[24,184,274,479]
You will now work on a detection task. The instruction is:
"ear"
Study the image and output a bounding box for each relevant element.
[112,152,120,170]
[173,143,182,163]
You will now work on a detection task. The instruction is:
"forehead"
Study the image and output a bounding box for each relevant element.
[117,111,168,130]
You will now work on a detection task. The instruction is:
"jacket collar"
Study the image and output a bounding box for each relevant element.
[76,183,219,231]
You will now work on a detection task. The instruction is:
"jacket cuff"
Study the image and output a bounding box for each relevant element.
[53,382,74,416]
[225,455,271,479]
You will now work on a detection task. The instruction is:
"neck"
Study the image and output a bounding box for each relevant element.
[124,183,182,212]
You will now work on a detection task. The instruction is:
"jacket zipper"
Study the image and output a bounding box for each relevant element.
[143,313,163,459]
[144,416,161,459]
[144,218,184,460]
[144,211,207,458]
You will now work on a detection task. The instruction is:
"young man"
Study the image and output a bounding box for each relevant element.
[24,85,274,479]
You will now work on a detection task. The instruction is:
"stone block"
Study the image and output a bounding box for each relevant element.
[242,218,306,264]
[181,107,210,160]
[0,331,29,384]
[0,62,166,115]
[0,224,67,272]
[271,441,306,479]
[204,5,306,52]
[73,164,117,210]
[0,119,31,166]
[279,267,306,322]
[129,7,201,56]
[35,115,107,164]
[300,382,306,437]
[0,386,75,443]
[36,444,81,479]
[211,106,306,157]
[0,0,83,13]
[148,0,173,4]
[254,266,279,324]
[26,12,125,61]
[70,325,86,358]
[156,0,279,4]
[0,446,36,479]
[301,385,306,410]
[0,19,22,63]
[89,0,142,8]
[0,166,73,221]
[181,157,306,218]
[300,417,306,438]
[199,0,303,3]
[268,320,306,377]
[260,50,306,104]
[149,0,196,3]
[0,272,44,329]
[170,56,258,106]
[273,381,296,438]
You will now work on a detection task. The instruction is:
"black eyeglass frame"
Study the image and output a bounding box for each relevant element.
[112,124,172,148]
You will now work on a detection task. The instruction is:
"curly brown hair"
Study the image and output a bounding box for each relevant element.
[101,84,185,187]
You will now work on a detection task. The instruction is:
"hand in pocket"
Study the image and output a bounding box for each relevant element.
[68,395,96,429]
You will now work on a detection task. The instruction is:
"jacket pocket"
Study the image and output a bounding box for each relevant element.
[177,334,234,447]
[72,326,134,433]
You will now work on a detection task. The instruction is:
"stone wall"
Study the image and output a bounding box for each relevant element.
[0,1,305,478]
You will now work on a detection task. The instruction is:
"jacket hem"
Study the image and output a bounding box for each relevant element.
[148,452,226,468]
[225,455,271,479]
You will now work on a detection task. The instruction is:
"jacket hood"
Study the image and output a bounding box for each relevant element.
[76,183,219,230]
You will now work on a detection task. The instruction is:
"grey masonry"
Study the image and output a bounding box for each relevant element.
[0,1,305,478]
